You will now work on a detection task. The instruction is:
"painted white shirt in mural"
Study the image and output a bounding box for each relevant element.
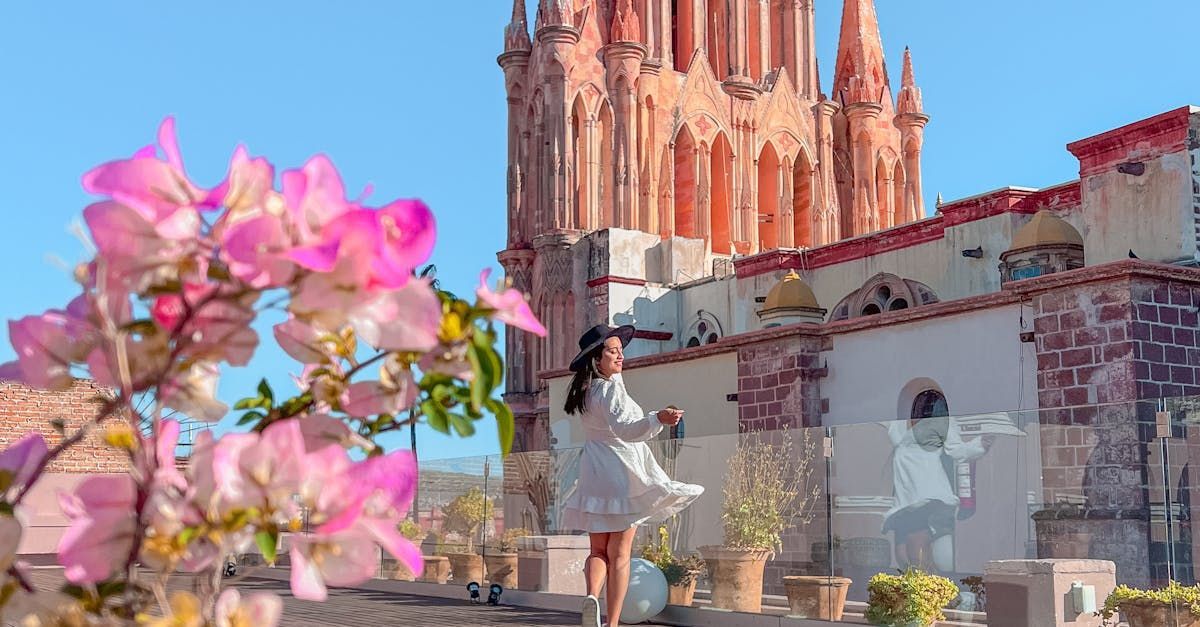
[885,418,986,517]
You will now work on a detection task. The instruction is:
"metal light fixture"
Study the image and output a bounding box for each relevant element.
[961,246,983,259]
[1117,162,1146,176]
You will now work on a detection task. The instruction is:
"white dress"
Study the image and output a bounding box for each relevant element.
[561,374,705,533]
[882,418,986,530]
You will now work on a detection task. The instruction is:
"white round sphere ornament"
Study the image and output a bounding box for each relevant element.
[620,558,668,624]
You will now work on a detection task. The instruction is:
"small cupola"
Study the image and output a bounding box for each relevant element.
[758,271,826,328]
[999,210,1085,283]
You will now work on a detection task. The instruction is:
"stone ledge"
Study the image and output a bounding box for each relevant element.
[985,558,1117,576]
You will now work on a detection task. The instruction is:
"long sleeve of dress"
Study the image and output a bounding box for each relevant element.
[593,377,664,443]
[943,418,986,461]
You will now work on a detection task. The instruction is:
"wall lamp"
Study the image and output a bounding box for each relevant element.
[961,246,984,259]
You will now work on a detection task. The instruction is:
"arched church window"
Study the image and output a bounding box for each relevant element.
[830,273,939,321]
[911,390,949,420]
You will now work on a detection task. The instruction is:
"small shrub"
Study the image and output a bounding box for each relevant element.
[865,569,959,626]
[1099,581,1200,623]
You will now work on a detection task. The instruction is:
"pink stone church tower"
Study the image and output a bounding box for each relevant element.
[497,0,928,452]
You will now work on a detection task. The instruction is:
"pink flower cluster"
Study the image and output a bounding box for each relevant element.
[0,118,548,623]
[57,419,419,602]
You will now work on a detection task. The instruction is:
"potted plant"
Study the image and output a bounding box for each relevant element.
[641,525,705,607]
[485,527,528,589]
[420,529,451,584]
[698,430,821,613]
[782,575,852,621]
[441,487,494,583]
[1099,581,1200,627]
[865,569,959,627]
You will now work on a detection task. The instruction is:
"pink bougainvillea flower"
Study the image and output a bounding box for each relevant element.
[83,200,200,291]
[288,525,380,602]
[476,268,547,336]
[272,317,333,365]
[212,420,307,517]
[150,283,259,366]
[418,343,474,381]
[289,199,436,291]
[348,278,442,353]
[160,361,228,423]
[0,434,48,500]
[221,213,295,289]
[57,476,136,583]
[81,117,209,218]
[215,588,282,627]
[210,146,275,216]
[339,374,416,419]
[297,414,372,454]
[4,301,95,390]
[282,155,350,244]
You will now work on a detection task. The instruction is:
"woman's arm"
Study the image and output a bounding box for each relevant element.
[943,418,987,461]
[594,379,665,443]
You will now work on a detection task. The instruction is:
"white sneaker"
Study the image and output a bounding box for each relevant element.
[581,595,601,627]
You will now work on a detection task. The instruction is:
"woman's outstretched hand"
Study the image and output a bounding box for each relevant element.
[657,407,685,426]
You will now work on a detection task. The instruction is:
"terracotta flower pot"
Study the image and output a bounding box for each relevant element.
[782,576,852,620]
[667,580,697,607]
[484,553,519,589]
[419,556,451,584]
[445,552,483,583]
[1122,600,1200,627]
[698,546,772,613]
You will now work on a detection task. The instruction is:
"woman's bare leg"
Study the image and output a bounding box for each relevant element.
[603,527,638,627]
[585,532,610,598]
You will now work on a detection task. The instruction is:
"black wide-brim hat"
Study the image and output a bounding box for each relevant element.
[569,324,636,372]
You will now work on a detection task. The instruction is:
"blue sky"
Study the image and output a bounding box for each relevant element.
[0,1,1194,460]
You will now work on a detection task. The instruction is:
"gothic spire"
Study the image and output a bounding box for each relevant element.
[833,0,891,106]
[535,0,573,32]
[896,47,923,115]
[505,0,532,52]
[610,0,641,43]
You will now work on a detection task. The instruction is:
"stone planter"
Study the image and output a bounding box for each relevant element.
[698,546,772,613]
[445,552,483,583]
[419,556,450,584]
[484,552,519,589]
[667,579,697,607]
[782,576,851,620]
[1121,600,1200,627]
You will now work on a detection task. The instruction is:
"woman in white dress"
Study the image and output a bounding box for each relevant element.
[561,324,704,627]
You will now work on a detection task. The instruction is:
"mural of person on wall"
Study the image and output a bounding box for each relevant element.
[883,390,993,575]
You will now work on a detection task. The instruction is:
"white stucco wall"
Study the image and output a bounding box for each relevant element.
[822,303,1039,425]
[1079,149,1196,265]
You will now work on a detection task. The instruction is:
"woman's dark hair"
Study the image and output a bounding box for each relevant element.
[563,348,602,415]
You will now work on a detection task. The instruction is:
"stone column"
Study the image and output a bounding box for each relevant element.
[814,98,841,245]
[842,102,882,236]
[895,111,930,222]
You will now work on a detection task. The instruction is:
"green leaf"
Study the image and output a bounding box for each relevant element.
[237,411,266,426]
[466,344,487,414]
[448,413,476,438]
[487,398,515,456]
[233,397,258,410]
[421,399,450,434]
[255,529,278,564]
[256,379,274,405]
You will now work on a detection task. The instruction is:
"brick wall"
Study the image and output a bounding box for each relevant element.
[1029,271,1200,586]
[736,334,828,431]
[0,380,129,474]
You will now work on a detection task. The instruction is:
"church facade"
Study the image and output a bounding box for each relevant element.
[498,0,1200,595]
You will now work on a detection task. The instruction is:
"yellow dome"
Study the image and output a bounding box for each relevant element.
[1011,210,1084,250]
[763,271,820,310]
